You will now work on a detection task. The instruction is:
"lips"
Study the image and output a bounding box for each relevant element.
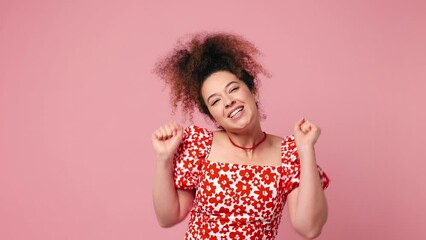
[228,106,244,118]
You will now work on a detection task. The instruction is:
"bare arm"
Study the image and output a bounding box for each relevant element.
[287,118,328,239]
[151,122,195,227]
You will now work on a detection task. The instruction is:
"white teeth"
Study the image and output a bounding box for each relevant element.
[229,107,243,118]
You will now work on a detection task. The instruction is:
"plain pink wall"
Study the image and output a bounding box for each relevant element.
[1,0,425,239]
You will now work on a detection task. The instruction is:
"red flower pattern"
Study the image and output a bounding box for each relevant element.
[205,163,220,179]
[236,181,252,196]
[254,185,273,202]
[173,125,330,239]
[239,169,255,181]
[202,180,216,197]
[218,174,232,189]
[260,168,276,185]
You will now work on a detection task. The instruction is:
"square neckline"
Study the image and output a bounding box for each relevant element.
[203,129,286,168]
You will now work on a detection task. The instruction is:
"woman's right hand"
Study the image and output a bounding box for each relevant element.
[151,122,184,163]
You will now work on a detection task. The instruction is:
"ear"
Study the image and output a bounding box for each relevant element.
[250,88,259,99]
[254,94,259,103]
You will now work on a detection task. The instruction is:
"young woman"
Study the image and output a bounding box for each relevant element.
[151,33,330,239]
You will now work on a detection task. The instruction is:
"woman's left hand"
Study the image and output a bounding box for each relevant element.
[293,117,321,148]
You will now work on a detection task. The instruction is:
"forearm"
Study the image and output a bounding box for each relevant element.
[152,159,181,227]
[294,146,328,237]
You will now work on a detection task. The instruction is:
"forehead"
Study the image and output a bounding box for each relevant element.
[201,71,240,95]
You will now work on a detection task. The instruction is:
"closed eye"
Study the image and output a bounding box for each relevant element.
[229,87,239,93]
[211,99,220,106]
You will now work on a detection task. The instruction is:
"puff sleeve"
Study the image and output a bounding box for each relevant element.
[173,125,212,189]
[281,135,330,195]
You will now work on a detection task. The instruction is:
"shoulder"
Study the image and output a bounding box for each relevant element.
[183,125,213,140]
[175,125,213,161]
[181,125,213,152]
[281,134,297,149]
[280,134,299,160]
[266,133,296,148]
[266,133,298,159]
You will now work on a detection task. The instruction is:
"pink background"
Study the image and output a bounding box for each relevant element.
[1,0,425,239]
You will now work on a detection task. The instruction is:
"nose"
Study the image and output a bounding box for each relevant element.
[224,95,235,108]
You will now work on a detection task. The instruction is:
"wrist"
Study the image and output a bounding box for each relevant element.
[297,144,315,152]
[297,145,316,160]
[156,156,174,169]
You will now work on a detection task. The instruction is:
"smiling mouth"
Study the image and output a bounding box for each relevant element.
[228,107,243,118]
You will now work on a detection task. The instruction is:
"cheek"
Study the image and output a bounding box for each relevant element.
[242,92,256,105]
[208,107,222,120]
[207,105,228,123]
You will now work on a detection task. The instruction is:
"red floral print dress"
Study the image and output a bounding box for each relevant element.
[174,125,330,240]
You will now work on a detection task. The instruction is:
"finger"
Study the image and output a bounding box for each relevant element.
[172,123,182,136]
[168,122,179,136]
[153,129,164,141]
[167,124,175,137]
[310,123,321,134]
[158,126,169,140]
[152,131,160,141]
[301,124,307,133]
[301,120,311,133]
[306,120,320,133]
[294,117,305,132]
[171,122,184,135]
[164,124,172,136]
[164,124,175,139]
[172,121,182,130]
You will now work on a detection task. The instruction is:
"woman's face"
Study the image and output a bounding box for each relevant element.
[201,71,259,131]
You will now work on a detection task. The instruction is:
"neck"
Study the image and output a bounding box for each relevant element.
[225,124,265,150]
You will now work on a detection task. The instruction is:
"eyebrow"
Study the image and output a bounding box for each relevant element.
[206,81,239,104]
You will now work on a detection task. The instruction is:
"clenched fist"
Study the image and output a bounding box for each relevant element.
[293,117,321,148]
[151,122,184,163]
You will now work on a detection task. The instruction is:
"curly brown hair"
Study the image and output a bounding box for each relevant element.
[153,32,270,120]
